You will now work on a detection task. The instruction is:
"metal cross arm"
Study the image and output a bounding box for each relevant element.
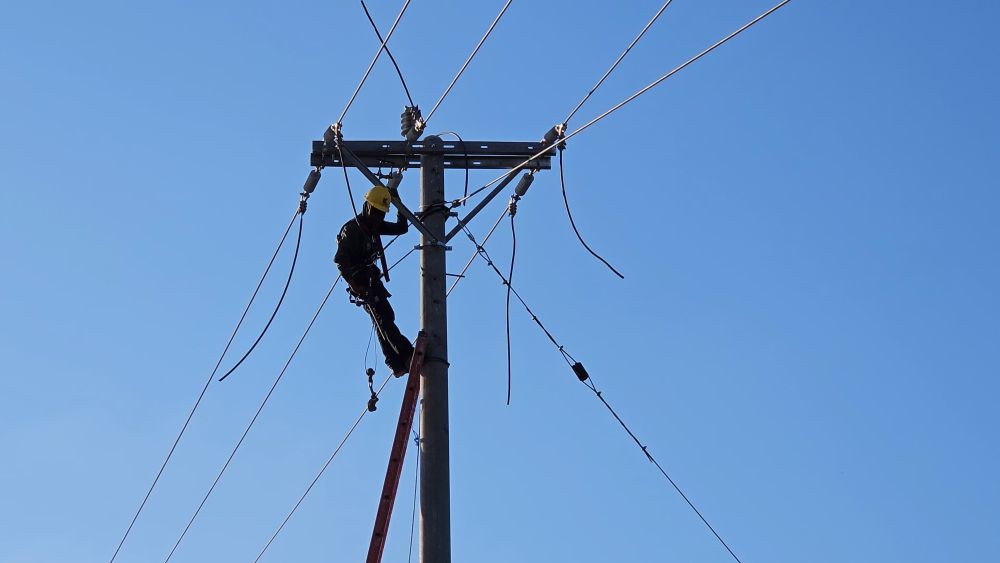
[311,139,556,171]
[327,142,438,242]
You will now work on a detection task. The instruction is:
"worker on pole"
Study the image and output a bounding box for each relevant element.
[335,186,415,376]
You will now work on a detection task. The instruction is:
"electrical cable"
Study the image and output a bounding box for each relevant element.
[218,212,305,382]
[338,0,412,125]
[253,374,393,562]
[435,131,470,205]
[360,0,415,107]
[466,0,794,201]
[461,225,745,563]
[163,275,342,562]
[406,424,420,563]
[558,150,624,279]
[563,0,675,126]
[423,0,513,126]
[505,203,516,405]
[336,141,362,222]
[108,208,300,563]
[446,208,506,296]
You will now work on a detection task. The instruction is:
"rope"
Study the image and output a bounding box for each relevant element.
[162,276,343,562]
[563,0,675,125]
[558,150,624,279]
[218,212,305,382]
[337,0,412,125]
[107,208,300,563]
[253,374,393,562]
[360,0,415,107]
[423,0,512,125]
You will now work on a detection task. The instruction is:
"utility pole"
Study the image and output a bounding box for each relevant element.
[418,135,450,563]
[312,132,554,563]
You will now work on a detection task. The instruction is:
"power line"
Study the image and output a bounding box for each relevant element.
[218,212,305,382]
[423,0,513,126]
[505,200,516,405]
[253,375,393,562]
[163,276,342,562]
[558,150,624,279]
[360,0,415,107]
[472,0,795,199]
[447,207,506,296]
[460,225,745,562]
[338,0,412,125]
[108,208,300,563]
[563,0,675,125]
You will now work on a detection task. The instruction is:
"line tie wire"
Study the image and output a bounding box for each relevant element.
[360,0,414,107]
[338,0,412,125]
[162,276,342,562]
[454,0,793,205]
[108,207,300,563]
[563,0,675,125]
[461,226,745,563]
[253,374,393,562]
[423,0,513,126]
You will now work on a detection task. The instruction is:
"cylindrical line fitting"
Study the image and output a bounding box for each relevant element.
[514,173,534,197]
[571,361,590,382]
[303,169,321,194]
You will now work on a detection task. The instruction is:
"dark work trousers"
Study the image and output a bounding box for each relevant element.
[353,275,413,372]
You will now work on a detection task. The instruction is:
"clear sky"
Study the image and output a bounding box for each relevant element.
[2,1,998,562]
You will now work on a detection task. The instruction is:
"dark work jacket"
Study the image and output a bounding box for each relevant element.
[334,215,408,282]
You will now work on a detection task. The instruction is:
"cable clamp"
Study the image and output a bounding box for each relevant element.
[413,242,452,251]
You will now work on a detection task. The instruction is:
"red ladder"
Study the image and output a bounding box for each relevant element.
[365,331,427,563]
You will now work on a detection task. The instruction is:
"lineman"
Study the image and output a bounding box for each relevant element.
[335,186,414,376]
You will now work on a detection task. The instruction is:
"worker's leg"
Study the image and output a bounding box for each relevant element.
[364,283,413,372]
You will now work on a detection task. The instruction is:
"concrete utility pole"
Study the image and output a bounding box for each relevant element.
[418,136,450,562]
[313,133,554,563]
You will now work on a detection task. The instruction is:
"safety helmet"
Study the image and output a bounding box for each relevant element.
[364,185,392,213]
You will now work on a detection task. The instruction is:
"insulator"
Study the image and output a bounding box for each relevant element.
[323,123,341,145]
[302,169,321,194]
[367,396,378,412]
[571,361,590,382]
[366,368,375,377]
[540,123,567,150]
[514,173,534,197]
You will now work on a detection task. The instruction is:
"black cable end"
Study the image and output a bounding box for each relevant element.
[572,361,590,382]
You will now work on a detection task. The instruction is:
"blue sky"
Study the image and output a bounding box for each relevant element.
[2,1,998,561]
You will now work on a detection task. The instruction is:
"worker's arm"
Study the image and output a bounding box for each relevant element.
[378,212,409,236]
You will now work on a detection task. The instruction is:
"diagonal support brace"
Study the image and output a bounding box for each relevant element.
[337,143,440,243]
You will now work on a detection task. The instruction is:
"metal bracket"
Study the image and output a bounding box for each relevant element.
[414,243,452,251]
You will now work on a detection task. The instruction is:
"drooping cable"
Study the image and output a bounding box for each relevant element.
[423,0,513,126]
[563,0,675,125]
[108,208,300,563]
[337,0,412,125]
[218,212,305,382]
[558,150,624,279]
[470,0,795,198]
[360,0,414,107]
[336,140,362,222]
[505,200,517,404]
[253,374,393,562]
[163,276,342,562]
[461,227,745,563]
[435,131,470,205]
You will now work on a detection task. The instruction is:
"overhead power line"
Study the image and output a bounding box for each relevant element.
[472,0,795,198]
[459,223,745,563]
[563,0,675,125]
[108,207,301,563]
[558,150,624,279]
[162,276,343,562]
[253,375,393,562]
[423,0,513,126]
[360,0,415,107]
[338,0,412,125]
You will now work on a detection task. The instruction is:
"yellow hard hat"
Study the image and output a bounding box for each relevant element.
[364,185,392,213]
